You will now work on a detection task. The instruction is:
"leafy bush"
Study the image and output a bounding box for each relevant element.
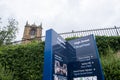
[0,36,120,79]
[0,42,44,80]
[0,63,13,80]
[101,47,120,80]
[65,36,79,41]
[96,36,120,55]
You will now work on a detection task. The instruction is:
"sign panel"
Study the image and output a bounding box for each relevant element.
[43,29,68,80]
[43,29,104,80]
[67,35,104,80]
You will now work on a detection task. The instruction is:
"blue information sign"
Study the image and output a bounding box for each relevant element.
[43,29,104,80]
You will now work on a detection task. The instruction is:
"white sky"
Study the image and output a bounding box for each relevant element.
[0,0,120,40]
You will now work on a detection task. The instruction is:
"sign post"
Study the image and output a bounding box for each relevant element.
[43,29,104,80]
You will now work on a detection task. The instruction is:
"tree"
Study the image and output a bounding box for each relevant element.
[0,18,18,46]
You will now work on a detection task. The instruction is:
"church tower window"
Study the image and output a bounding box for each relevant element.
[30,28,36,38]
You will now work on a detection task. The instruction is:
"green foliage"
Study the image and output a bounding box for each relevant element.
[0,63,13,80]
[0,36,120,79]
[0,42,44,80]
[0,18,18,46]
[96,36,120,55]
[65,36,79,41]
[101,47,120,80]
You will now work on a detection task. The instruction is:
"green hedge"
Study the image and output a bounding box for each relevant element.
[101,46,120,80]
[96,36,120,55]
[0,63,13,80]
[0,42,44,80]
[0,36,120,80]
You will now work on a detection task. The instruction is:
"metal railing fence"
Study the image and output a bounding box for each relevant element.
[9,26,120,45]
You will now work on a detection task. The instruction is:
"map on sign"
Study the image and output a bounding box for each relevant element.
[43,29,104,80]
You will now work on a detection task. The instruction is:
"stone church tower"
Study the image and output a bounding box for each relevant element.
[22,21,42,43]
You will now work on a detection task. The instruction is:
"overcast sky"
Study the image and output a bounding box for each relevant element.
[0,0,120,40]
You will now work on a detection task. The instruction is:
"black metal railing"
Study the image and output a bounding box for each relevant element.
[59,26,120,39]
[9,26,120,45]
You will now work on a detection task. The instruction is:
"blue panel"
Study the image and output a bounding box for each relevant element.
[51,29,68,80]
[43,29,104,80]
[43,29,53,80]
[68,35,104,80]
[93,35,105,80]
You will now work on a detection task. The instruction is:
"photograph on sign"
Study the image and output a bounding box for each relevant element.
[54,60,67,76]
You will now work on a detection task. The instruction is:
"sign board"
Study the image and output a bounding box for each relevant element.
[43,29,104,80]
